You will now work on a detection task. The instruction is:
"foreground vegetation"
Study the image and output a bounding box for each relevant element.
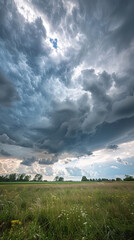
[0,182,134,240]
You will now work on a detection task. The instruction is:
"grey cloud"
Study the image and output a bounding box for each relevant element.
[107,96,134,122]
[38,156,58,165]
[107,144,118,150]
[0,72,20,106]
[0,149,12,157]
[0,134,16,145]
[109,0,134,52]
[82,69,112,133]
[21,156,36,166]
[0,0,134,168]
[21,155,58,166]
[0,1,46,56]
[116,157,128,165]
[31,0,66,30]
[64,159,72,164]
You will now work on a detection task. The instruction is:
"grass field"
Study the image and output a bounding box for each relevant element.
[0,182,134,240]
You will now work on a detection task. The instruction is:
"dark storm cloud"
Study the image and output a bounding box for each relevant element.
[38,156,58,165]
[108,96,134,122]
[109,0,134,52]
[107,145,118,150]
[0,149,12,157]
[21,156,36,166]
[0,1,46,58]
[0,72,20,106]
[0,134,16,145]
[0,0,134,168]
[21,155,58,166]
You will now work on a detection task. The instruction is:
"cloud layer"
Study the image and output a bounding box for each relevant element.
[0,0,134,175]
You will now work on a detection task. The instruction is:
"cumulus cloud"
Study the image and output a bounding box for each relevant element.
[110,166,118,169]
[45,166,53,176]
[66,167,82,176]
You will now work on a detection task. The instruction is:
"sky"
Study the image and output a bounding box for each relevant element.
[0,0,134,180]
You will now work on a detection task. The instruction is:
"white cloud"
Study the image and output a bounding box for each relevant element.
[110,166,118,169]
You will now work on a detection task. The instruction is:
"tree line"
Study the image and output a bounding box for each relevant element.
[0,173,133,182]
[81,175,134,182]
[0,173,44,182]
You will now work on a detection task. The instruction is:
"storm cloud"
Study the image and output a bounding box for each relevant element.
[0,0,134,170]
[0,149,12,157]
[0,73,19,106]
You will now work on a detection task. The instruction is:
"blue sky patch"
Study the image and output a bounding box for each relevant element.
[50,38,57,49]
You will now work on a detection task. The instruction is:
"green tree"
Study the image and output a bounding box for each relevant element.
[33,174,42,181]
[59,177,64,181]
[24,175,31,181]
[9,173,16,182]
[81,176,88,181]
[116,177,122,181]
[54,176,59,181]
[124,175,134,181]
[17,173,25,181]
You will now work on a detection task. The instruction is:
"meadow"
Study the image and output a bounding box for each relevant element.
[0,182,134,240]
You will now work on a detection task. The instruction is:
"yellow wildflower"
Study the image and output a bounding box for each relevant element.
[9,220,22,235]
[11,220,22,225]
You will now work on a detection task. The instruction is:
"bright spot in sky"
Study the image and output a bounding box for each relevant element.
[50,38,58,49]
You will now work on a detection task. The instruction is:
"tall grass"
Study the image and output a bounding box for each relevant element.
[0,182,134,240]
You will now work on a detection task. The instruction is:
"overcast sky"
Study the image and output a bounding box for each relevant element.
[0,0,134,180]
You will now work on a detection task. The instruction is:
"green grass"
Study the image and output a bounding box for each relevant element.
[0,182,134,240]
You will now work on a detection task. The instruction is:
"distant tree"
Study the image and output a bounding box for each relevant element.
[24,175,31,181]
[9,173,16,182]
[59,177,64,182]
[0,175,7,182]
[102,178,109,181]
[116,177,122,181]
[33,174,42,181]
[17,173,26,181]
[124,175,134,181]
[81,176,88,181]
[54,176,59,181]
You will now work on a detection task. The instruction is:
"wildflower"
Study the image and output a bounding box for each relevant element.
[11,220,22,225]
[9,220,22,235]
[58,214,62,219]
[83,222,87,225]
[81,213,86,217]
